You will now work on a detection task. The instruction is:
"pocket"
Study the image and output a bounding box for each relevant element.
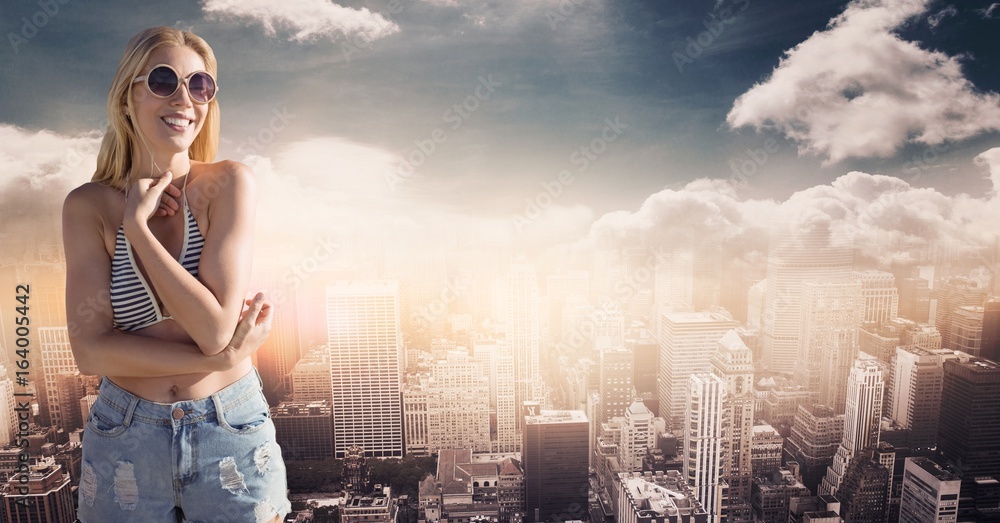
[218,391,271,435]
[86,397,129,437]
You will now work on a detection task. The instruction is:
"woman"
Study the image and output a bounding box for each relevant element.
[62,27,290,522]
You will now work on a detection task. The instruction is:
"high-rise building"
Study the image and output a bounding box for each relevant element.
[761,222,853,374]
[820,359,884,496]
[598,347,634,426]
[835,449,890,523]
[402,383,430,457]
[433,351,490,452]
[474,338,518,453]
[981,298,1000,362]
[251,263,302,405]
[657,310,736,429]
[522,408,589,523]
[750,468,811,523]
[618,400,655,472]
[897,277,931,323]
[711,330,755,523]
[290,349,332,403]
[951,305,984,357]
[935,277,985,350]
[897,456,961,523]
[853,270,899,324]
[506,263,541,437]
[751,424,783,479]
[797,279,863,412]
[271,401,334,460]
[684,373,727,522]
[38,327,77,431]
[938,354,1000,481]
[2,462,75,523]
[0,366,14,446]
[784,404,845,494]
[625,328,658,401]
[614,470,709,523]
[326,281,403,458]
[886,346,954,449]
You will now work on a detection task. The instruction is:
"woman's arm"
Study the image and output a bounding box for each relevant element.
[122,162,256,356]
[62,184,270,376]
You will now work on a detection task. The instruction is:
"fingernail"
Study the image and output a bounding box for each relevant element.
[254,292,264,301]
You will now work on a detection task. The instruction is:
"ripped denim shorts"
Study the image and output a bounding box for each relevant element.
[77,368,291,523]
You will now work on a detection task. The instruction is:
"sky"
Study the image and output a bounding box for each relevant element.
[2,0,1000,269]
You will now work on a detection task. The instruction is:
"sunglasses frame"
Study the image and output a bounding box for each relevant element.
[132,64,219,104]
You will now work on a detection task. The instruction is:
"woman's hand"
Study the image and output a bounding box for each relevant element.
[213,292,274,371]
[123,170,182,227]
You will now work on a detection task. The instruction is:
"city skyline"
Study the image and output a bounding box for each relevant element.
[3,0,1000,521]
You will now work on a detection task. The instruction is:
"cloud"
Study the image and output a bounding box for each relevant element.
[586,149,1000,270]
[979,3,1000,18]
[927,5,956,27]
[726,0,1000,164]
[201,0,399,43]
[0,124,100,262]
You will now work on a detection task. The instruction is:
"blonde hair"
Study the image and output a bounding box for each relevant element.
[92,26,220,189]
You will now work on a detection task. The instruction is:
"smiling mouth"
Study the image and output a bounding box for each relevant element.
[161,117,193,131]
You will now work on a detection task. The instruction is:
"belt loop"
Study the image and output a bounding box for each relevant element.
[254,366,263,390]
[123,397,139,427]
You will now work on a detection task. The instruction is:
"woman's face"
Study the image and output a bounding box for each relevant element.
[130,45,211,159]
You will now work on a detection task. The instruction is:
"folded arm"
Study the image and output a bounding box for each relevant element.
[62,183,269,376]
[122,162,256,356]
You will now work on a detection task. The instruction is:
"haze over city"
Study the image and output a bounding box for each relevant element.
[2,0,1000,522]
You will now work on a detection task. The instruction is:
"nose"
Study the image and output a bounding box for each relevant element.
[169,79,194,106]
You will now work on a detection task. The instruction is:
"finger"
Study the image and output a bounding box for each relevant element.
[243,292,266,323]
[163,184,182,198]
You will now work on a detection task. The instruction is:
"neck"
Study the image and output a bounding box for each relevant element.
[129,150,191,183]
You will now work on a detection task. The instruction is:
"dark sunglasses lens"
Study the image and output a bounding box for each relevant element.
[188,72,216,103]
[147,67,179,97]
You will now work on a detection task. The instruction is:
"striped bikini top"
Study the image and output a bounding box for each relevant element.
[110,175,205,331]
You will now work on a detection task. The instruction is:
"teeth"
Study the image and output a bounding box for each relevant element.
[162,117,191,127]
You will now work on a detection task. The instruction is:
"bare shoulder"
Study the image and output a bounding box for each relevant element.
[63,181,119,224]
[188,160,256,204]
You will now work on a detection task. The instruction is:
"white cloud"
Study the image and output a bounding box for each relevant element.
[0,124,100,259]
[202,0,399,43]
[927,5,956,28]
[726,0,1000,164]
[980,3,1000,18]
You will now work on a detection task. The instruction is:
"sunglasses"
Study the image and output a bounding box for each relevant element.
[132,64,218,104]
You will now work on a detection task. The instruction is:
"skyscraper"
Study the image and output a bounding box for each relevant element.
[658,310,736,429]
[761,222,853,374]
[784,404,845,494]
[951,305,984,357]
[937,354,1000,481]
[898,456,961,523]
[797,279,863,411]
[0,365,13,446]
[474,338,518,453]
[886,346,954,449]
[981,298,1000,362]
[326,281,404,458]
[522,407,589,523]
[685,373,727,522]
[506,262,541,436]
[853,270,899,324]
[935,277,984,351]
[38,327,77,430]
[820,358,884,496]
[835,449,890,523]
[598,347,634,426]
[711,330,755,523]
[618,400,655,472]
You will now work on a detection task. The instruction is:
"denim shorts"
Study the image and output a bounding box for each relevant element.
[77,368,291,523]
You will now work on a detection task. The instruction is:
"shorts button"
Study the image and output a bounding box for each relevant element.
[172,407,184,420]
